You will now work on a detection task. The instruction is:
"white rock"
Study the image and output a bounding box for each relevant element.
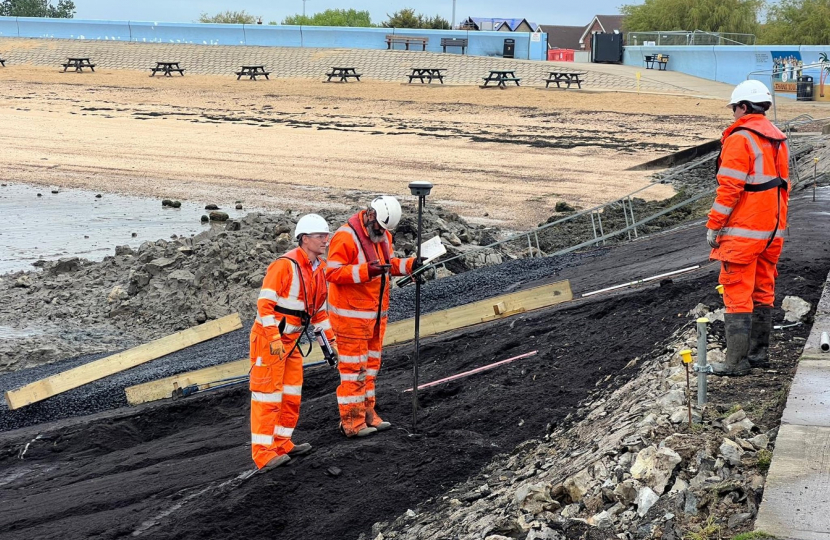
[405,509,417,518]
[563,469,592,503]
[635,486,659,517]
[630,445,682,493]
[782,295,811,322]
[719,438,744,466]
[688,303,709,318]
[561,503,581,518]
[658,389,685,411]
[726,418,755,437]
[705,307,725,322]
[669,478,688,493]
[723,409,746,424]
[749,434,770,450]
[107,285,128,303]
[588,510,614,529]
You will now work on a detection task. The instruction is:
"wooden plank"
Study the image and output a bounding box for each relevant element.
[124,280,572,406]
[4,313,242,410]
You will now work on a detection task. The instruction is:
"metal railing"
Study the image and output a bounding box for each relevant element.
[747,62,829,123]
[626,30,756,46]
[431,134,817,275]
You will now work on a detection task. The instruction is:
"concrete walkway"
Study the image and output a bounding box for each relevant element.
[756,187,830,539]
[0,37,735,98]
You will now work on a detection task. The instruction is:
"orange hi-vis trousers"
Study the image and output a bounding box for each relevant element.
[249,332,303,469]
[719,246,780,313]
[336,323,386,436]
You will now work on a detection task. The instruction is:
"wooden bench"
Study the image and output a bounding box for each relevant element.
[62,57,95,72]
[482,70,521,88]
[150,61,185,77]
[408,68,445,84]
[325,66,362,83]
[645,54,669,70]
[385,35,428,51]
[545,71,586,89]
[441,37,468,54]
[236,65,270,80]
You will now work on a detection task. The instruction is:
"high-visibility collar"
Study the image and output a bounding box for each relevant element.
[722,114,786,143]
[347,211,391,265]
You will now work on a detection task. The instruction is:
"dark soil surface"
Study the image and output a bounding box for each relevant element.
[0,188,827,540]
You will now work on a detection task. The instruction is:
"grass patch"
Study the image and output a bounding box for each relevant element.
[684,516,722,540]
[756,449,773,473]
[722,404,743,418]
[731,532,777,540]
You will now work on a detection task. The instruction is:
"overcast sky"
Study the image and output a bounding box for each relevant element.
[72,0,630,27]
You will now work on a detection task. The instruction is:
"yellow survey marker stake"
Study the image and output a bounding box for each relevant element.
[636,71,641,93]
[125,280,573,406]
[5,313,242,410]
[716,284,724,295]
[679,349,693,429]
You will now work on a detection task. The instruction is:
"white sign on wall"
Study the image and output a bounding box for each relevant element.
[530,33,541,42]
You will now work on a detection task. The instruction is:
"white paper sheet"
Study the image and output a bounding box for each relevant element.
[419,236,447,264]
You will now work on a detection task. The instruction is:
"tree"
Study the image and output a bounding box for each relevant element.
[620,0,762,35]
[759,0,830,44]
[0,0,75,17]
[383,8,451,29]
[198,10,257,24]
[280,8,373,27]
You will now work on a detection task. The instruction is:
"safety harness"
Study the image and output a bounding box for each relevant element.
[718,126,787,248]
[274,256,314,358]
[347,213,391,328]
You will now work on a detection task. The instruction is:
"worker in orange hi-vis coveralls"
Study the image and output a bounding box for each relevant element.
[250,214,337,471]
[706,80,790,377]
[325,196,423,438]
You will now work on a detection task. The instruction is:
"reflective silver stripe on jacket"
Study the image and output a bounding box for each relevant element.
[327,260,343,269]
[328,304,378,320]
[366,369,379,377]
[252,433,273,445]
[398,258,407,274]
[339,373,365,382]
[716,166,748,183]
[352,265,361,283]
[366,389,376,398]
[337,225,367,264]
[256,314,277,327]
[720,226,786,240]
[711,202,734,216]
[314,319,332,331]
[731,131,780,185]
[368,350,382,359]
[258,289,278,302]
[251,391,282,403]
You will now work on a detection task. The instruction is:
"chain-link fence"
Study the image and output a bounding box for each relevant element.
[626,30,756,46]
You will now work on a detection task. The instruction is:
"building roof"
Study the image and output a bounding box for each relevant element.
[539,24,585,49]
[462,17,540,32]
[579,14,626,44]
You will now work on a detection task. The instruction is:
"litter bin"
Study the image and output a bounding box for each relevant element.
[797,75,814,101]
[503,38,515,59]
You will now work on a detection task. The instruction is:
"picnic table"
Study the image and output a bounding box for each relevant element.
[545,71,586,89]
[150,61,185,77]
[236,65,270,80]
[482,69,521,88]
[61,57,95,72]
[325,66,362,83]
[408,68,445,84]
[645,54,670,70]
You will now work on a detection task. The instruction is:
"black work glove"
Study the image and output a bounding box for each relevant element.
[368,261,387,278]
[411,257,427,273]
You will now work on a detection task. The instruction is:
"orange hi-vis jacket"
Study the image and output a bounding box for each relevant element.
[325,211,414,339]
[707,114,790,265]
[251,247,334,346]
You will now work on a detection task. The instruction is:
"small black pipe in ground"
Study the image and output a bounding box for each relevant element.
[408,181,433,434]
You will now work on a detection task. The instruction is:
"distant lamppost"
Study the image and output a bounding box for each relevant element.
[302,0,309,17]
[451,0,456,29]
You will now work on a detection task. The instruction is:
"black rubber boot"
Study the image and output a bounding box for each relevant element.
[711,312,752,376]
[748,306,772,368]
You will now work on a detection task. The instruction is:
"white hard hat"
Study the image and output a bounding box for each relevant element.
[370,195,402,230]
[728,80,772,107]
[294,213,330,240]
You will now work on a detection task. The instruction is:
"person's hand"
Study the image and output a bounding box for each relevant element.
[329,343,339,368]
[368,261,387,278]
[269,340,285,357]
[411,257,427,273]
[706,228,721,249]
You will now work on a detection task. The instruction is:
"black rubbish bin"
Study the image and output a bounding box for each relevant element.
[797,75,814,101]
[503,38,515,59]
